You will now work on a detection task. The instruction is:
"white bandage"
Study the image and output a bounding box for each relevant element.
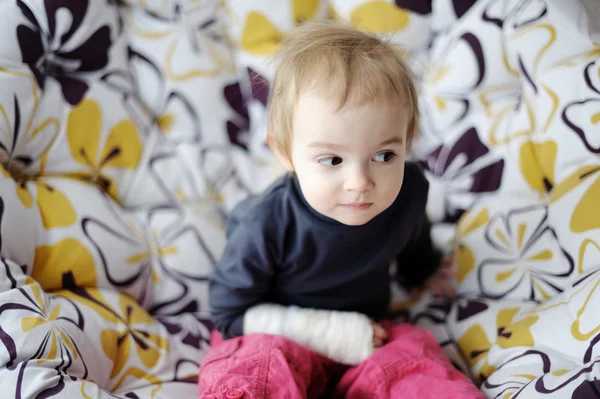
[243,303,374,365]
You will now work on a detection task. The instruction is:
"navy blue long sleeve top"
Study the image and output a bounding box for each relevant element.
[209,163,442,339]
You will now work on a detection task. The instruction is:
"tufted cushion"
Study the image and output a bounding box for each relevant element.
[0,0,276,396]
[410,0,600,396]
[1,0,599,397]
[481,271,600,397]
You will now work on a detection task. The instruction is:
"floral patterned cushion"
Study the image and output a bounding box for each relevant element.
[0,0,599,398]
[0,0,274,397]
[408,1,600,396]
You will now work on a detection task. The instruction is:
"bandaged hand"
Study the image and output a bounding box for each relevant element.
[244,303,376,365]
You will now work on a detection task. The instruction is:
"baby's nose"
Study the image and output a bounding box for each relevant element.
[344,169,374,193]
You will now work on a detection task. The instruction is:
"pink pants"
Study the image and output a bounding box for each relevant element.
[198,323,483,399]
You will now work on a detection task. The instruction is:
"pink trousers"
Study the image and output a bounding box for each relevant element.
[198,323,483,399]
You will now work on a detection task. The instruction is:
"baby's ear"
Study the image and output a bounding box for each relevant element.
[268,134,294,171]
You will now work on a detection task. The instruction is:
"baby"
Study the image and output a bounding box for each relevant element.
[199,22,483,399]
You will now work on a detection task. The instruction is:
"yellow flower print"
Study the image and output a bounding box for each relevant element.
[33,238,97,291]
[456,207,491,282]
[526,277,600,348]
[0,66,61,172]
[478,204,574,300]
[240,0,321,55]
[141,205,218,314]
[482,277,600,397]
[131,1,235,80]
[519,140,557,197]
[456,303,534,381]
[458,323,492,370]
[548,165,600,279]
[486,23,562,146]
[79,202,212,311]
[66,98,142,203]
[550,165,600,234]
[100,294,168,379]
[507,24,556,77]
[22,303,79,364]
[12,175,77,228]
[3,156,76,229]
[241,11,284,55]
[456,244,475,283]
[0,278,85,375]
[496,314,539,349]
[61,288,168,383]
[577,239,600,275]
[457,299,519,378]
[0,67,72,228]
[293,0,320,23]
[350,1,410,33]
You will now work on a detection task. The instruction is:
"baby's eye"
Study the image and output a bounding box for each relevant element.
[318,156,343,166]
[373,152,395,163]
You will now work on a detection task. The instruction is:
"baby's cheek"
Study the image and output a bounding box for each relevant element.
[303,180,329,207]
[318,185,336,209]
[381,179,403,208]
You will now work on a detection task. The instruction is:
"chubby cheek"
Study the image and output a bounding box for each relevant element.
[384,183,401,206]
[297,171,338,212]
[381,167,404,205]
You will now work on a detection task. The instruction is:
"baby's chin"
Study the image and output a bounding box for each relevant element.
[329,208,380,226]
[336,218,373,226]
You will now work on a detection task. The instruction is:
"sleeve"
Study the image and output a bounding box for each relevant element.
[395,163,444,289]
[209,216,276,339]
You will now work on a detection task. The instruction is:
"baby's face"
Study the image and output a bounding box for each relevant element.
[287,91,408,226]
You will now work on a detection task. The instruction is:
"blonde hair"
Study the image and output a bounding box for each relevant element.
[266,21,420,161]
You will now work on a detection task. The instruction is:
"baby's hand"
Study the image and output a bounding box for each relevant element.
[370,320,388,348]
[409,254,457,301]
